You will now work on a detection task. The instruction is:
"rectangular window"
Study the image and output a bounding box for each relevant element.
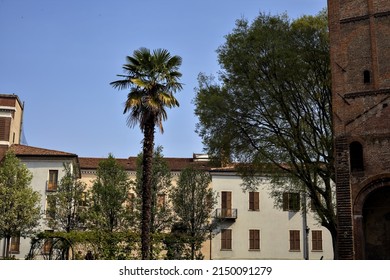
[283,192,300,212]
[312,230,323,251]
[48,170,58,191]
[221,191,232,217]
[10,235,20,254]
[289,230,300,251]
[221,229,232,250]
[0,117,11,141]
[249,192,259,211]
[249,229,260,250]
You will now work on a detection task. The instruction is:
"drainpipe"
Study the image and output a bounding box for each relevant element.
[302,192,309,260]
[209,229,212,260]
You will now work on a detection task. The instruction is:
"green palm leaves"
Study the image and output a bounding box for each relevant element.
[110,48,183,133]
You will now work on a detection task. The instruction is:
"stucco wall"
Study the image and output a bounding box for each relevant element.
[0,158,73,259]
[210,173,333,260]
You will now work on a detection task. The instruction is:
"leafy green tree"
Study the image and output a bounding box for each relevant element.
[171,167,215,259]
[86,154,133,233]
[135,146,174,259]
[194,11,337,256]
[46,163,87,232]
[0,151,41,258]
[110,47,183,259]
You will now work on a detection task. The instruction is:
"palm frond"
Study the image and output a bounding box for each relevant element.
[130,78,153,90]
[111,47,183,133]
[157,92,180,108]
[110,79,133,90]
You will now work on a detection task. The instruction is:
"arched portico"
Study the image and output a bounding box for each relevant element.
[354,176,390,259]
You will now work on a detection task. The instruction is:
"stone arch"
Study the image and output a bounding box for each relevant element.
[353,175,390,259]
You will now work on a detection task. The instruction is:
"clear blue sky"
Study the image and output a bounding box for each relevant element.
[0,0,327,159]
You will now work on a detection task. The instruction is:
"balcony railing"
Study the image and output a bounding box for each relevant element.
[214,208,238,220]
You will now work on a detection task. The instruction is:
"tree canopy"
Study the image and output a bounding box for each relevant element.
[86,154,133,233]
[170,167,215,259]
[194,11,337,256]
[0,151,41,258]
[46,163,87,232]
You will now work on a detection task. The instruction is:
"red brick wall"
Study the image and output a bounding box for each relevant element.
[328,0,390,259]
[0,96,17,107]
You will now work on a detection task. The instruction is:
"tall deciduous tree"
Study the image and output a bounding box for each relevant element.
[46,163,87,232]
[171,167,215,259]
[110,48,183,259]
[0,151,41,258]
[86,154,133,233]
[194,11,337,256]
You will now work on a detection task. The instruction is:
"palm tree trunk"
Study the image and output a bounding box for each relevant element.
[141,117,155,260]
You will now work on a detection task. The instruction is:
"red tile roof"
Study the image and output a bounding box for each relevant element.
[79,156,210,171]
[9,144,77,157]
[3,144,211,172]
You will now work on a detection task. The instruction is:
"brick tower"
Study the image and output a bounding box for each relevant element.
[328,0,390,259]
[0,94,24,145]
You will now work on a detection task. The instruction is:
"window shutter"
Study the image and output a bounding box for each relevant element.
[222,191,232,217]
[289,230,300,251]
[221,229,232,250]
[254,192,259,210]
[249,192,259,210]
[249,229,260,250]
[283,193,289,211]
[292,193,300,211]
[312,230,323,251]
[0,117,11,141]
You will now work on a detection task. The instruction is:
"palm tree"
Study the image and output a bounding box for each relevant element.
[110,47,182,259]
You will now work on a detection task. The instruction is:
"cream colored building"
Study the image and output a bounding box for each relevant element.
[2,145,79,259]
[209,168,334,260]
[0,94,333,259]
[77,157,334,260]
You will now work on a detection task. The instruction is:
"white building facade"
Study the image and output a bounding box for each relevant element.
[0,144,79,259]
[210,170,334,260]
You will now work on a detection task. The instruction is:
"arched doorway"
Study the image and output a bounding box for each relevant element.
[363,186,390,259]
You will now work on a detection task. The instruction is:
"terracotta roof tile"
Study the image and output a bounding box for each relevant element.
[9,144,77,157]
[79,156,210,171]
[79,157,136,170]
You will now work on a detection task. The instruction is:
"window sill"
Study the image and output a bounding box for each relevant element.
[289,250,301,252]
[248,249,260,251]
[220,249,232,251]
[311,250,323,252]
